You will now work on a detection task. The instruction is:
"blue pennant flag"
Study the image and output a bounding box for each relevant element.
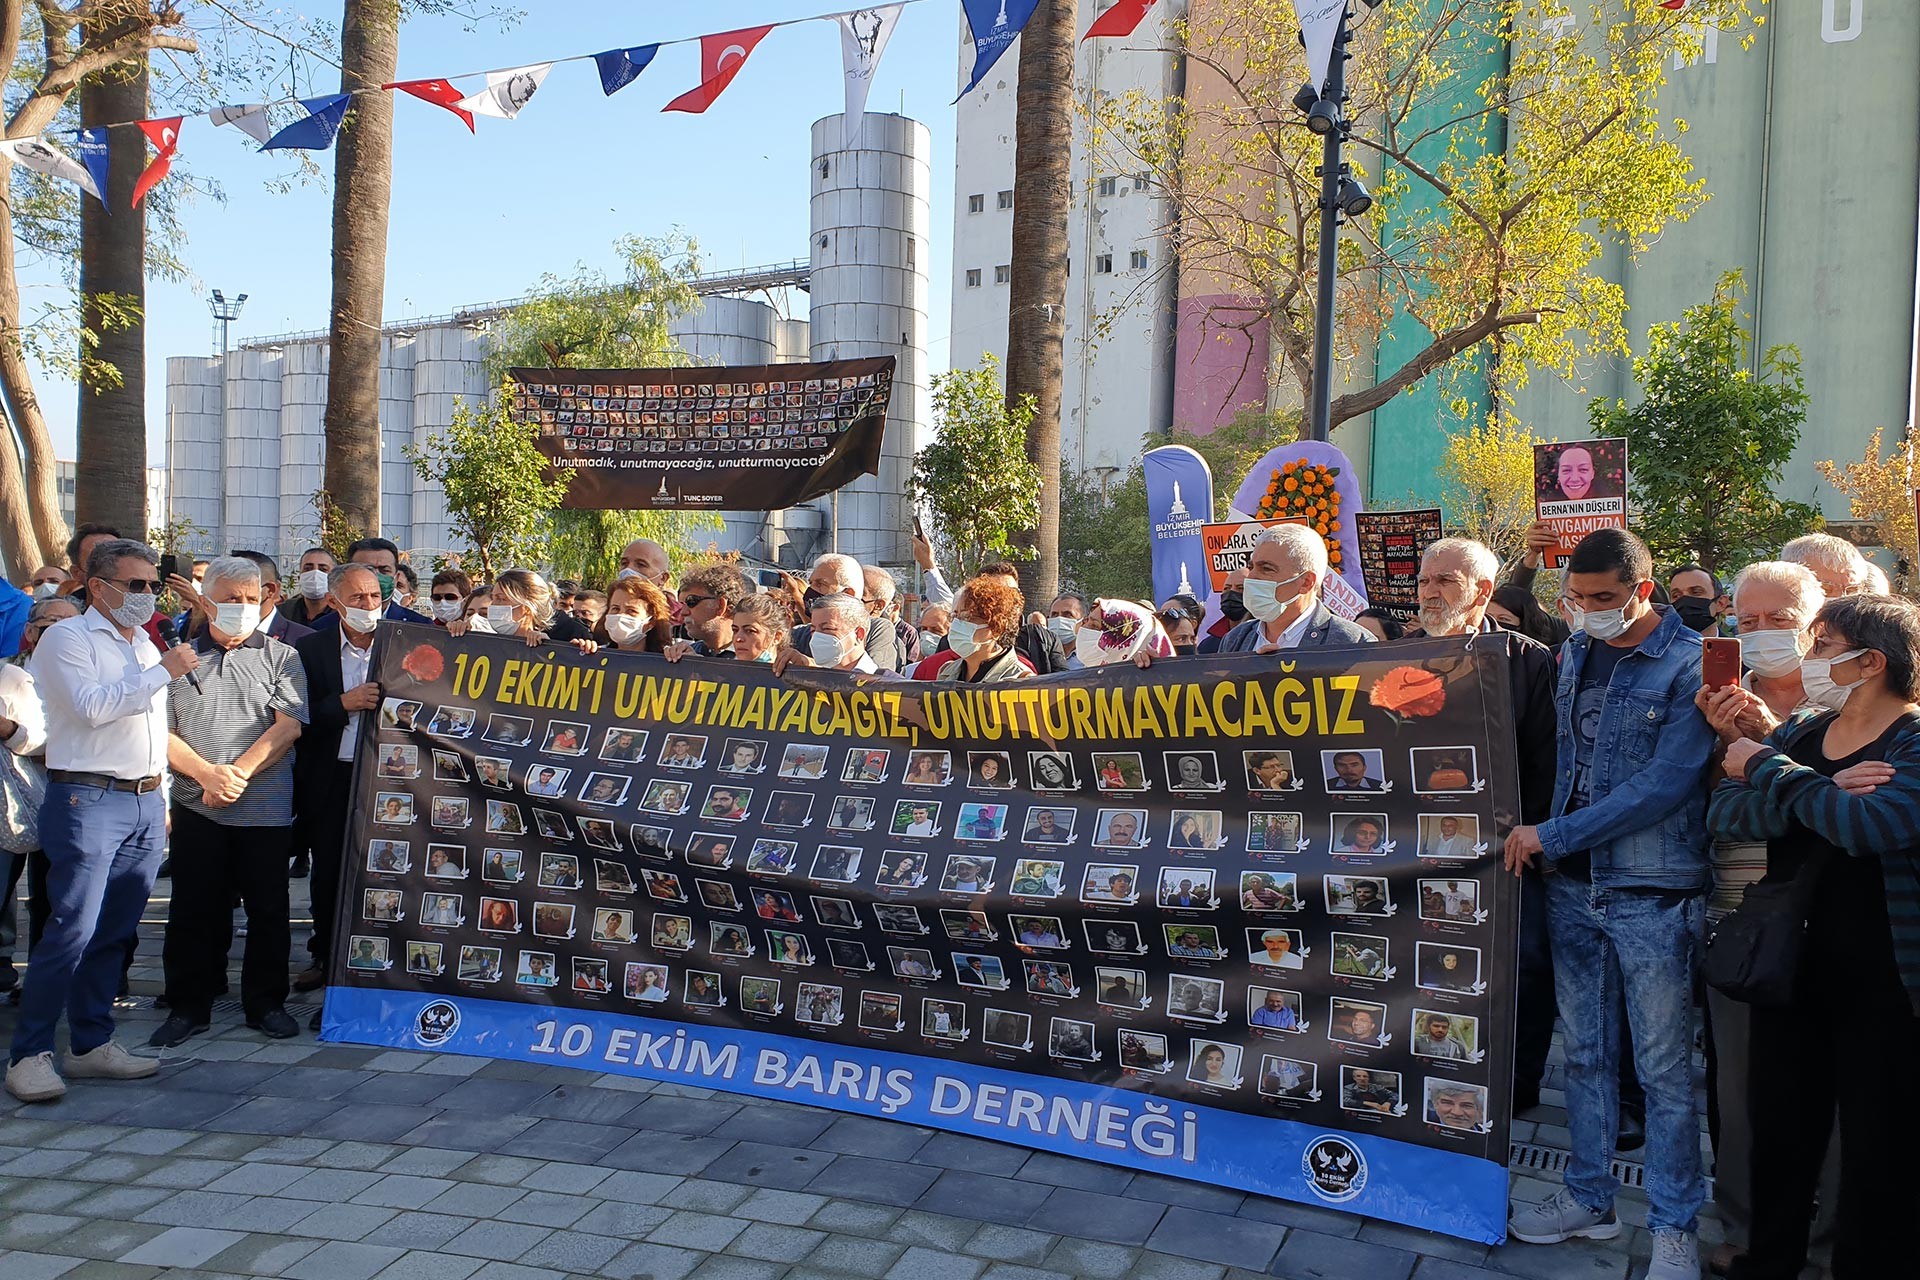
[77,127,110,211]
[957,0,1041,100]
[595,44,660,96]
[262,94,352,152]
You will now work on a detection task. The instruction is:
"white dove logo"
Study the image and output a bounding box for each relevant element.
[1302,1135,1368,1203]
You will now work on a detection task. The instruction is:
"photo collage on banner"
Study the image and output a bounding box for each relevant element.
[326,627,1522,1243]
[512,356,894,511]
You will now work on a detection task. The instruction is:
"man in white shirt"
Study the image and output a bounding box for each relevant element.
[7,539,199,1104]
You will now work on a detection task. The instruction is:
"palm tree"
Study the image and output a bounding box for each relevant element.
[321,0,399,537]
[1004,0,1076,604]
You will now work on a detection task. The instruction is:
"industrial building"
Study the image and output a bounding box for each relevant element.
[165,112,931,573]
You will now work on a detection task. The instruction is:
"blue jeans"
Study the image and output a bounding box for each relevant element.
[8,782,164,1062]
[1545,871,1705,1233]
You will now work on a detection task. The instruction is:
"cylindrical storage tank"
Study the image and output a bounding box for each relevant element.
[669,294,780,368]
[808,112,932,573]
[381,334,418,551]
[276,340,329,568]
[221,345,285,555]
[164,355,224,553]
[410,323,491,561]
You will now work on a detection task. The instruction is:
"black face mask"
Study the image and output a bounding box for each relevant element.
[1219,591,1248,622]
[1673,597,1718,633]
[803,587,825,612]
[1173,643,1198,657]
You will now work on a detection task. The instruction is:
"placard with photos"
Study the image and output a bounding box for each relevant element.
[511,356,894,511]
[323,626,1523,1243]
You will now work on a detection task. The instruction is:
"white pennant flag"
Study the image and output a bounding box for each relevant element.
[211,103,275,145]
[456,62,554,119]
[837,6,903,147]
[1297,0,1345,95]
[0,136,101,200]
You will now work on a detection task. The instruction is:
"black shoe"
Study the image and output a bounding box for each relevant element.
[1616,1107,1646,1153]
[153,994,170,1010]
[290,853,310,878]
[148,1013,210,1048]
[248,1008,299,1039]
[291,966,327,993]
[157,857,171,879]
[308,1007,323,1034]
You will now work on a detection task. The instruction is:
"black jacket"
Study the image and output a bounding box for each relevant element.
[291,628,361,826]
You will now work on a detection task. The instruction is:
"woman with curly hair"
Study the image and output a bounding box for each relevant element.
[927,575,1028,682]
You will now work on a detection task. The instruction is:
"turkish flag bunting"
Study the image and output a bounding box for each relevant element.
[664,26,774,114]
[131,117,182,208]
[385,78,476,131]
[1083,0,1160,40]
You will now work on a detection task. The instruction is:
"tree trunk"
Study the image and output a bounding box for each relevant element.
[76,51,149,538]
[1004,0,1076,605]
[322,0,400,536]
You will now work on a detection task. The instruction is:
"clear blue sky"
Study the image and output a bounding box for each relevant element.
[28,0,960,463]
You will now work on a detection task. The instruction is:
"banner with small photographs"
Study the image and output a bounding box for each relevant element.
[510,356,894,511]
[322,626,1522,1243]
[1355,509,1444,622]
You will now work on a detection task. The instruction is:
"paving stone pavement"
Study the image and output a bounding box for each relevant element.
[0,875,1777,1279]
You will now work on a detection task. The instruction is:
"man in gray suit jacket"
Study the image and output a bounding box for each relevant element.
[1214,523,1375,652]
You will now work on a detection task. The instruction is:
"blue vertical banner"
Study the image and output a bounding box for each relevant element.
[957,0,1042,99]
[1143,444,1214,605]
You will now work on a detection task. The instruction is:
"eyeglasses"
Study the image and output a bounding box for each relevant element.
[679,593,717,609]
[430,593,464,603]
[103,577,163,594]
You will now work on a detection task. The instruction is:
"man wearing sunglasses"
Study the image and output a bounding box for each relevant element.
[6,539,199,1104]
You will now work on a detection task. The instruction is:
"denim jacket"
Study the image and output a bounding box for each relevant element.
[1538,606,1714,890]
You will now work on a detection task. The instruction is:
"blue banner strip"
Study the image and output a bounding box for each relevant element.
[324,985,1508,1243]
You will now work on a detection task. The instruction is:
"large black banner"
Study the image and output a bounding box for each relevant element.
[511,357,893,510]
[322,627,1521,1242]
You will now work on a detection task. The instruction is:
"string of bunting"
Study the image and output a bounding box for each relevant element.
[0,0,1165,212]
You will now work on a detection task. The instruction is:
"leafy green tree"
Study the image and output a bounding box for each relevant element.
[1588,271,1820,574]
[484,232,720,581]
[405,384,570,581]
[910,355,1041,579]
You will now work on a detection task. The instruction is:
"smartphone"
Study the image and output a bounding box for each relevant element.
[158,552,179,583]
[1701,637,1741,691]
[756,568,784,589]
[912,512,927,541]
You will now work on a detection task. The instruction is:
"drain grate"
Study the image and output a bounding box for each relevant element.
[1511,1140,1712,1196]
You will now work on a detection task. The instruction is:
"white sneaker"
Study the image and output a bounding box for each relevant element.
[1508,1185,1622,1244]
[5,1051,67,1103]
[1645,1229,1702,1280]
[63,1039,160,1080]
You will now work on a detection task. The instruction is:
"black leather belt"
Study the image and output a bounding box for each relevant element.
[48,770,163,794]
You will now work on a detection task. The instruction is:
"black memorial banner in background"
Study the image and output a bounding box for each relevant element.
[510,357,893,511]
[323,626,1523,1242]
[1355,509,1444,622]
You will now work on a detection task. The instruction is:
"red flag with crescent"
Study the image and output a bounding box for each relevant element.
[131,118,183,209]
[664,27,774,114]
[1083,0,1159,40]
[385,78,477,131]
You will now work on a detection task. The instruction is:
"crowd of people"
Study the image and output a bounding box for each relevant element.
[0,511,1914,1280]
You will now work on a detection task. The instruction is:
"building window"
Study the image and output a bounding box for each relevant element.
[1130,250,1149,270]
[1095,253,1113,274]
[1133,173,1149,190]
[997,189,1014,210]
[965,268,982,287]
[1096,176,1117,197]
[994,264,1011,284]
[967,193,984,213]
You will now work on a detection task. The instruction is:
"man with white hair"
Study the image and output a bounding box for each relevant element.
[1415,537,1562,1112]
[791,553,898,671]
[152,557,309,1047]
[1215,524,1373,651]
[860,564,908,671]
[779,593,877,674]
[1779,533,1867,601]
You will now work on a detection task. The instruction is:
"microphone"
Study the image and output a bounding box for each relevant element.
[155,615,203,695]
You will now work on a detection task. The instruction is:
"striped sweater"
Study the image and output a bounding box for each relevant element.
[1706,709,1920,1013]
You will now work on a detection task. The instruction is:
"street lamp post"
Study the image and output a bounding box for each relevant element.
[1298,3,1374,443]
[209,289,248,358]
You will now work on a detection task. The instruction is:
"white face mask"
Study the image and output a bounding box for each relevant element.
[1243,572,1306,624]
[1076,629,1122,667]
[214,602,262,638]
[947,618,988,659]
[431,599,464,622]
[298,569,330,600]
[809,631,849,667]
[604,614,647,645]
[486,605,519,630]
[919,629,944,654]
[105,589,157,630]
[465,615,495,634]
[1568,594,1638,641]
[1046,616,1078,643]
[1738,628,1806,679]
[1801,649,1867,710]
[340,604,382,635]
[32,581,59,599]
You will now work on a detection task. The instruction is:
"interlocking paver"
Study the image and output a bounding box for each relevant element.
[592,1169,684,1204]
[659,1177,756,1213]
[351,1174,459,1210]
[807,1114,933,1162]
[286,1203,402,1242]
[645,1210,750,1252]
[571,1201,676,1240]
[915,1170,1040,1229]
[0,1253,84,1280]
[598,1240,707,1280]
[33,1218,169,1262]
[200,1232,326,1277]
[1269,1229,1419,1280]
[360,1211,477,1252]
[440,1220,554,1262]
[514,1227,630,1273]
[804,1154,938,1207]
[494,1189,597,1229]
[699,1139,836,1192]
[281,1241,409,1280]
[117,1226,247,1268]
[498,1118,636,1164]
[1029,1185,1163,1245]
[369,1249,487,1280]
[883,1246,986,1280]
[736,1187,829,1225]
[803,1233,906,1276]
[963,1223,1057,1265]
[687,1257,787,1280]
[727,1220,827,1261]
[421,1180,525,1217]
[1144,1207,1288,1272]
[518,1160,613,1195]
